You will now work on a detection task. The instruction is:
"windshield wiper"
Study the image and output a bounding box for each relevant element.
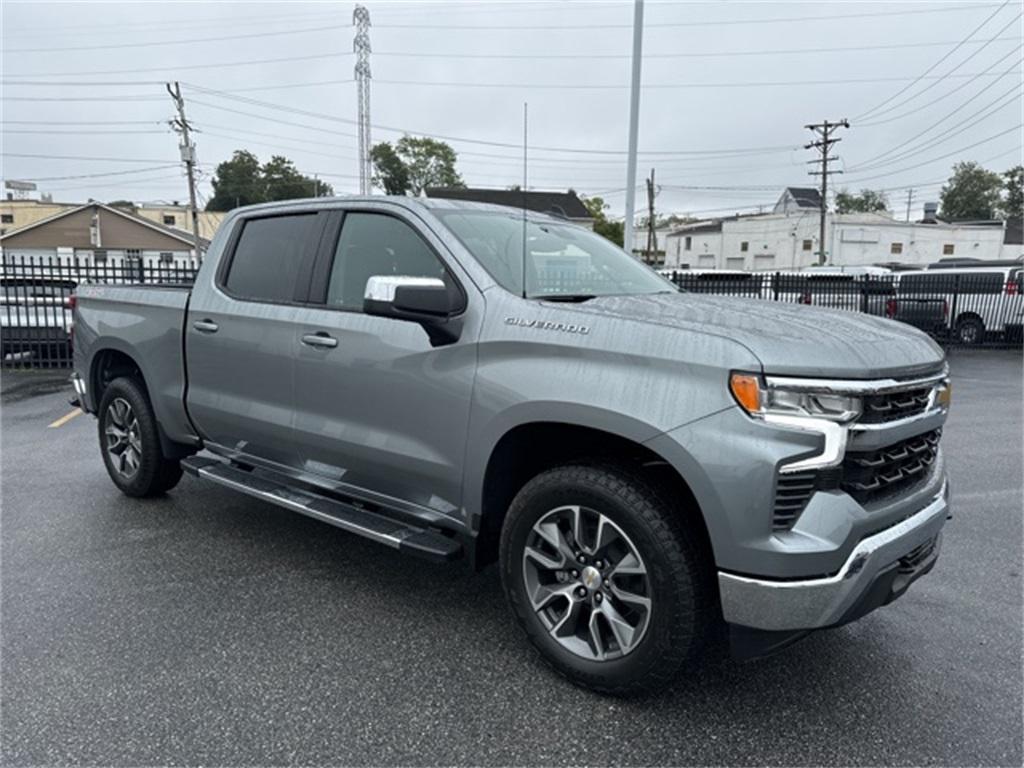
[533,294,598,303]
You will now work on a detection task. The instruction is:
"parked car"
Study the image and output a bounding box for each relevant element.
[896,265,1024,344]
[0,278,75,362]
[72,197,952,694]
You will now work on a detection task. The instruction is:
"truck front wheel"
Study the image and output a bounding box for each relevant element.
[499,463,715,695]
[97,377,183,498]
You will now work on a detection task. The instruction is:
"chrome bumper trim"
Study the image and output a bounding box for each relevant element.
[70,372,87,397]
[718,480,949,631]
[764,367,948,395]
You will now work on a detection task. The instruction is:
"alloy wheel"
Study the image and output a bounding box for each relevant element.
[105,397,142,478]
[521,505,652,661]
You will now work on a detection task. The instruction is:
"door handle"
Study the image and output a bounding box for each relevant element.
[193,319,219,333]
[301,332,338,349]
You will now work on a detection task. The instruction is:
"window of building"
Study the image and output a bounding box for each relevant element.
[93,250,108,263]
[0,214,13,224]
[163,214,176,226]
[126,248,141,259]
[740,241,749,253]
[684,236,692,251]
[159,252,174,263]
[326,213,448,311]
[942,243,955,255]
[224,214,319,302]
[891,242,903,255]
[802,239,813,251]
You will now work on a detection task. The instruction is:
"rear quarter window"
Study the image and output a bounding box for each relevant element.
[224,214,319,302]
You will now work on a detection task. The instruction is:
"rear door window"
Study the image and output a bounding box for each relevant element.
[224,214,319,302]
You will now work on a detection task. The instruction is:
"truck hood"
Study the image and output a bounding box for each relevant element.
[554,292,945,379]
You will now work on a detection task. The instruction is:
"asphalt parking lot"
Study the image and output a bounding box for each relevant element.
[2,350,1021,766]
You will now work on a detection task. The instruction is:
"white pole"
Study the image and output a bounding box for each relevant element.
[623,0,644,257]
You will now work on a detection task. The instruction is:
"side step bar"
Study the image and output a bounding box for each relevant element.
[182,455,462,562]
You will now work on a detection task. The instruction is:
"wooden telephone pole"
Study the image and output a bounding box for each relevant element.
[167,82,203,261]
[805,118,849,265]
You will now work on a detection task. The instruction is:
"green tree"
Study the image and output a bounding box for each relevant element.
[371,142,411,195]
[205,150,331,210]
[1002,165,1023,223]
[370,136,464,196]
[206,150,264,211]
[835,188,889,214]
[108,199,135,209]
[262,155,330,201]
[939,161,1003,220]
[582,195,624,247]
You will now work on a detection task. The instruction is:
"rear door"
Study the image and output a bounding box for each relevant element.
[186,210,327,469]
[289,205,478,522]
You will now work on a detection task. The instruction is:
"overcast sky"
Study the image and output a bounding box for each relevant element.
[2,0,1021,220]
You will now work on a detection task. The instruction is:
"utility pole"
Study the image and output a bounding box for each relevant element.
[623,0,644,258]
[905,188,914,222]
[805,118,848,265]
[167,82,203,261]
[353,5,372,195]
[644,168,657,264]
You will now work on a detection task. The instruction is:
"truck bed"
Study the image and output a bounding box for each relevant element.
[73,283,196,446]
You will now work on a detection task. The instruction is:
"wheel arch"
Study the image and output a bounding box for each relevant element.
[471,416,714,571]
[88,342,195,459]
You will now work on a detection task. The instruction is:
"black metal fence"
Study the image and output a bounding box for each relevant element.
[664,270,1023,349]
[1,256,1020,370]
[1,255,199,370]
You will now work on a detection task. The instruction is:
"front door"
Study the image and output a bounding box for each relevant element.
[186,210,325,470]
[291,207,478,523]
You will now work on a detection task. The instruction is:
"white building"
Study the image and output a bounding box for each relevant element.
[663,189,1012,271]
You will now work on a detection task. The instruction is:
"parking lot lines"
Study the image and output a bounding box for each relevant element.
[47,408,82,429]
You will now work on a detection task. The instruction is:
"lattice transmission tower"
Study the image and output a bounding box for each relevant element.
[353,5,372,195]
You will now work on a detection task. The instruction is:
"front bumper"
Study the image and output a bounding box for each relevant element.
[719,478,949,632]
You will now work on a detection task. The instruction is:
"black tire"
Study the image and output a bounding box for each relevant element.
[499,463,716,696]
[955,316,985,345]
[97,376,182,497]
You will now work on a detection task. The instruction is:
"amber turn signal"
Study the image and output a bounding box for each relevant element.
[729,373,762,414]
[937,383,952,408]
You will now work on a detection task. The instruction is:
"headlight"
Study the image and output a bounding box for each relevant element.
[729,373,862,423]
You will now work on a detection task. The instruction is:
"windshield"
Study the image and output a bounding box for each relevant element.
[437,210,676,299]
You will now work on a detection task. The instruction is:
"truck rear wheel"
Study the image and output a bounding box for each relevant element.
[499,463,715,695]
[97,377,182,498]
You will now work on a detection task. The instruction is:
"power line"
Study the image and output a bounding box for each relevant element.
[372,71,1012,90]
[10,37,1019,80]
[2,153,177,164]
[370,36,1021,61]
[844,125,1023,184]
[12,165,182,182]
[374,4,1002,29]
[849,82,1022,171]
[5,22,352,53]
[857,44,1023,126]
[183,84,802,157]
[854,3,1018,121]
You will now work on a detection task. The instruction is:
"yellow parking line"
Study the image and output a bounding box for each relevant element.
[48,409,83,429]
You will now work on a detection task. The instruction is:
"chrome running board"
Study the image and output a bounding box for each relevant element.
[182,455,462,562]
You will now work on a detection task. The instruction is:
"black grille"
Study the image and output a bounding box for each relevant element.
[898,536,938,574]
[859,387,932,424]
[773,472,817,531]
[842,429,941,503]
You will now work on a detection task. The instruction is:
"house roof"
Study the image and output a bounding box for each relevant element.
[423,187,592,220]
[0,202,208,250]
[782,187,823,208]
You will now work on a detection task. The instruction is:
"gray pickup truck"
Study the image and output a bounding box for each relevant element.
[72,197,952,694]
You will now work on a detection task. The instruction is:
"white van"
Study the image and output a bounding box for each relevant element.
[896,265,1023,344]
